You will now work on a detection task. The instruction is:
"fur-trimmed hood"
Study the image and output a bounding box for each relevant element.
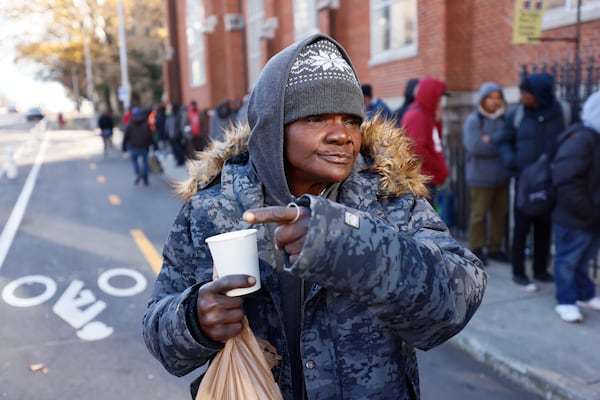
[175,115,429,201]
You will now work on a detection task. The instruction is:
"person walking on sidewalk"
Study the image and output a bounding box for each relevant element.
[497,72,570,291]
[463,82,511,265]
[142,33,486,400]
[122,108,156,186]
[550,91,600,323]
[98,110,115,159]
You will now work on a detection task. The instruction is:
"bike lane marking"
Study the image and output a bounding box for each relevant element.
[0,130,49,271]
[130,228,162,275]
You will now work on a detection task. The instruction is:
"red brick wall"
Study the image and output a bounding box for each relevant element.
[336,0,449,100]
[446,1,474,90]
[166,0,599,109]
[471,1,600,89]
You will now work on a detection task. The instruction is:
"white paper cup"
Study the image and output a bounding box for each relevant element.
[205,229,260,296]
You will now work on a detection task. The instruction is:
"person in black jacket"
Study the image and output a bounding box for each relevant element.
[122,108,156,185]
[550,91,600,323]
[98,110,115,159]
[496,72,569,291]
[394,78,419,127]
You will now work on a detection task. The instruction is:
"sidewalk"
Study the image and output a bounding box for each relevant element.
[158,155,600,400]
[450,259,600,400]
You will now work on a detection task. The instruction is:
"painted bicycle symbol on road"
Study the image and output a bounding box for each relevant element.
[1,268,147,341]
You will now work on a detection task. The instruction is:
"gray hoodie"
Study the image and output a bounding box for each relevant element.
[462,82,511,188]
[143,34,486,400]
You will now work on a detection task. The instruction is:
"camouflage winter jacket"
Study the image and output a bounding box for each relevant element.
[142,118,487,400]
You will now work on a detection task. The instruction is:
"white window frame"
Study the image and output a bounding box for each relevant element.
[369,0,418,66]
[186,0,207,88]
[542,0,600,30]
[246,0,265,89]
[294,0,319,41]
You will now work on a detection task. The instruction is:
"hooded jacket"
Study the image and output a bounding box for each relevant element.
[394,78,419,126]
[551,91,600,230]
[496,73,567,175]
[142,34,486,400]
[462,82,511,188]
[122,113,155,150]
[400,77,449,186]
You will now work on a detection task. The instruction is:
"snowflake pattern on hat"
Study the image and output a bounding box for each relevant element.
[287,39,359,88]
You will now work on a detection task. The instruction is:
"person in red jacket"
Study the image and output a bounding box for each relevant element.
[401,76,449,204]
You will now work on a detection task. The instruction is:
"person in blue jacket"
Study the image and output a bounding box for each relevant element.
[361,83,393,121]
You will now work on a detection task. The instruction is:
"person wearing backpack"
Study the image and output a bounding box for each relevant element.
[496,72,569,291]
[463,82,511,266]
[550,91,600,323]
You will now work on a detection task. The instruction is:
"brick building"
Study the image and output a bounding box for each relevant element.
[162,0,599,237]
[163,0,599,109]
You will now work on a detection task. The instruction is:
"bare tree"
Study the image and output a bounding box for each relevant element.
[2,0,166,113]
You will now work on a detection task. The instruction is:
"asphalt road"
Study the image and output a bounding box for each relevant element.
[0,115,539,399]
[0,121,192,399]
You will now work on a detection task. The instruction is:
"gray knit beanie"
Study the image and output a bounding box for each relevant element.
[284,38,365,125]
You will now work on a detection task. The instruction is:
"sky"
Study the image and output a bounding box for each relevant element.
[0,14,75,113]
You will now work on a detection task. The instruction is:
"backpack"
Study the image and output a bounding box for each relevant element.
[515,129,571,217]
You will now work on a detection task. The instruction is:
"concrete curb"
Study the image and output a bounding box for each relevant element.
[451,330,599,400]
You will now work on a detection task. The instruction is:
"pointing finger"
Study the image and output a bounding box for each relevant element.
[243,205,306,225]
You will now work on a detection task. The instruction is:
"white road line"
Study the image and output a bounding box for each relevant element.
[0,131,49,271]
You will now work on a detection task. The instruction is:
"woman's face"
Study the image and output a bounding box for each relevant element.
[284,114,362,196]
[482,91,503,114]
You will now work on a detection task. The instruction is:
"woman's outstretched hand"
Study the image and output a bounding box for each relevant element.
[243,205,309,264]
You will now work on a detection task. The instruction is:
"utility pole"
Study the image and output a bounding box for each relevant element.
[84,29,95,127]
[71,65,80,112]
[75,0,96,127]
[117,0,131,112]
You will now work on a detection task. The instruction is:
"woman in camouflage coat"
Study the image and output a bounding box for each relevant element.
[142,34,486,400]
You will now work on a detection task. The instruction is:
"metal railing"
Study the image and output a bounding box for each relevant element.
[520,56,599,119]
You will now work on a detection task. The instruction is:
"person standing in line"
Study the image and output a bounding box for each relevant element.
[121,107,133,130]
[462,82,511,266]
[187,100,209,153]
[208,99,238,143]
[361,83,393,121]
[142,33,486,400]
[496,72,569,291]
[394,78,419,127]
[550,91,600,323]
[165,102,186,167]
[98,110,115,159]
[153,104,168,155]
[400,76,450,204]
[235,93,251,126]
[122,108,156,185]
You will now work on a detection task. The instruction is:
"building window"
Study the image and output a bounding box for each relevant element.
[369,0,418,65]
[186,0,207,88]
[294,0,319,41]
[543,0,600,29]
[246,0,264,89]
